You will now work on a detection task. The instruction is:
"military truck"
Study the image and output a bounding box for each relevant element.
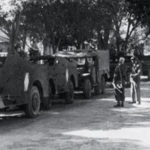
[55,49,110,98]
[0,53,77,118]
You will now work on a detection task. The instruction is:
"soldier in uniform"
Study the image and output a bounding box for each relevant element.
[112,57,126,107]
[130,56,141,104]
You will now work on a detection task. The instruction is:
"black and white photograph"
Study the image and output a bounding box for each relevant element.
[0,0,150,149]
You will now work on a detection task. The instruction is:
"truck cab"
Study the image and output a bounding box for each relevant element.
[55,49,110,98]
[0,53,77,118]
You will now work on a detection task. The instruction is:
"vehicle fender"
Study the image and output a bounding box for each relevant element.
[28,77,49,101]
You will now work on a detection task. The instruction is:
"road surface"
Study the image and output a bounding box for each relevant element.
[0,80,150,150]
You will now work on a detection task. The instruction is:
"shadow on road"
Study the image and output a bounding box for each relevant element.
[0,90,149,150]
[0,81,150,150]
[0,89,149,131]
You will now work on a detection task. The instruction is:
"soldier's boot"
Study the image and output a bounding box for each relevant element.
[114,101,120,107]
[120,101,124,107]
[138,100,141,105]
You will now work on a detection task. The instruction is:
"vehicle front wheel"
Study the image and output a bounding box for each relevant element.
[65,80,74,104]
[24,86,41,118]
[83,79,92,99]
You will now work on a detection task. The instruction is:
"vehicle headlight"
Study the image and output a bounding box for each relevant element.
[88,68,91,73]
[81,73,90,77]
[24,72,30,92]
[66,68,69,82]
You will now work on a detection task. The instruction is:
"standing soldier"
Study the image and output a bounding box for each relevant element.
[130,56,142,104]
[112,57,126,107]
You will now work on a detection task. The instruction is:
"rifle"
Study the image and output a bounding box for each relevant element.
[112,82,123,93]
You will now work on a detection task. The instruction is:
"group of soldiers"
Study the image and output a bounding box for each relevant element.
[112,55,141,107]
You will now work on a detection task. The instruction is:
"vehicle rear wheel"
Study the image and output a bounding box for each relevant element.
[65,80,74,104]
[24,86,41,118]
[83,79,92,99]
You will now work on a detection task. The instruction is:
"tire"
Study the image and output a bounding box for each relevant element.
[65,80,74,104]
[24,86,41,118]
[42,86,52,110]
[101,76,106,94]
[83,79,92,99]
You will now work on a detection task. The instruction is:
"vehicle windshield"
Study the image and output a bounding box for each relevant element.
[87,57,94,65]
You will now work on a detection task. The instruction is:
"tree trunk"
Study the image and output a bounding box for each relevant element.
[124,20,131,52]
[9,24,16,54]
[55,39,61,53]
[103,28,110,49]
[22,29,27,50]
[116,36,120,53]
[43,38,53,55]
[114,24,121,53]
[9,11,21,54]
[97,32,104,50]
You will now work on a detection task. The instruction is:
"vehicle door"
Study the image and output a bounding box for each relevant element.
[0,54,28,99]
[53,57,68,91]
[87,57,97,84]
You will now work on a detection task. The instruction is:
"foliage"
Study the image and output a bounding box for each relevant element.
[125,0,150,54]
[23,0,94,52]
[91,0,112,49]
[0,0,31,53]
[0,0,145,55]
[127,0,150,27]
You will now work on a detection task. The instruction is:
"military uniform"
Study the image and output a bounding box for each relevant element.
[130,57,141,104]
[113,63,126,107]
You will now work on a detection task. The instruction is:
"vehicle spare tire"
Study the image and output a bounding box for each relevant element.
[83,78,92,99]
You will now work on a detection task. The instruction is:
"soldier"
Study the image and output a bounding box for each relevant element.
[130,56,141,104]
[112,57,126,107]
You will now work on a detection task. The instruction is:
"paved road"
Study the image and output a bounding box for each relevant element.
[0,80,150,150]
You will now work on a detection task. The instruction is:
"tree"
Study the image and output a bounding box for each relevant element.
[91,0,112,50]
[126,0,150,36]
[107,0,140,53]
[0,0,32,53]
[1,0,143,55]
[23,0,94,53]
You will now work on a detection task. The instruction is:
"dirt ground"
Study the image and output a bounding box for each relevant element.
[0,79,150,150]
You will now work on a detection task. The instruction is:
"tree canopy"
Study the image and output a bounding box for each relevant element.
[127,0,150,35]
[0,0,147,55]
